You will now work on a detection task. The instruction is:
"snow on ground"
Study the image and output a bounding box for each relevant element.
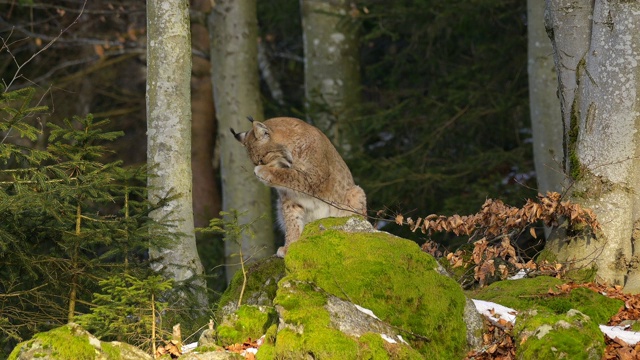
[472,299,517,325]
[599,325,640,346]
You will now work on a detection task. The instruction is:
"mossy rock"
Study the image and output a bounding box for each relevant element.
[472,277,622,324]
[8,322,151,360]
[217,256,285,317]
[216,305,278,346]
[215,217,473,359]
[472,276,623,359]
[272,279,423,359]
[274,217,469,359]
[515,309,602,360]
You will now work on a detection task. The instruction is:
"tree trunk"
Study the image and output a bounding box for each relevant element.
[191,0,221,228]
[300,0,361,154]
[528,0,565,196]
[544,0,640,290]
[208,0,275,283]
[146,0,207,307]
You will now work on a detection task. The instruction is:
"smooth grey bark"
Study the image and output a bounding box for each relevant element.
[208,0,275,283]
[146,0,207,307]
[300,0,361,153]
[528,0,565,195]
[544,0,640,290]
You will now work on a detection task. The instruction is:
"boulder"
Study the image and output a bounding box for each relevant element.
[473,276,624,359]
[8,322,151,360]
[215,217,479,359]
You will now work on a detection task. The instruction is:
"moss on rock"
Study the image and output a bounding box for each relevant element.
[217,256,285,316]
[214,217,472,359]
[280,217,468,359]
[472,276,623,359]
[516,309,602,360]
[8,323,151,360]
[216,305,278,346]
[472,277,622,324]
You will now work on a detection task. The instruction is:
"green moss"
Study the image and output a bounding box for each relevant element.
[273,280,361,359]
[216,305,278,346]
[101,342,120,359]
[516,310,603,360]
[284,217,468,359]
[357,333,390,360]
[8,324,96,360]
[217,257,285,312]
[472,277,622,325]
[256,342,275,360]
[357,332,424,360]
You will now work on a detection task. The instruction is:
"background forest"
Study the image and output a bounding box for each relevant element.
[0,0,531,356]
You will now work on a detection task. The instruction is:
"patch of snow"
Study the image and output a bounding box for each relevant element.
[380,333,397,344]
[355,304,380,320]
[599,325,640,346]
[508,269,527,280]
[181,342,197,353]
[397,334,409,345]
[472,299,517,325]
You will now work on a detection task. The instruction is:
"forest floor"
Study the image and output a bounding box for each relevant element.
[465,281,640,360]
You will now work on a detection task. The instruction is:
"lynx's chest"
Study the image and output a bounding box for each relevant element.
[278,188,336,222]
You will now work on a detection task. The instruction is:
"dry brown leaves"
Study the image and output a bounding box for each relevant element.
[155,340,181,358]
[225,337,261,359]
[397,192,599,238]
[465,317,516,360]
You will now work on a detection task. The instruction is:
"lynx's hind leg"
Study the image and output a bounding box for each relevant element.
[345,185,367,216]
[276,197,305,258]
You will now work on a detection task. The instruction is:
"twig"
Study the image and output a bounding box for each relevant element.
[2,0,88,91]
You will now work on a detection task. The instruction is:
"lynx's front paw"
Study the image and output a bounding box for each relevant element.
[276,246,287,258]
[254,165,273,185]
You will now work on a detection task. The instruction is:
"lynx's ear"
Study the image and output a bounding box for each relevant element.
[252,121,270,141]
[230,128,247,144]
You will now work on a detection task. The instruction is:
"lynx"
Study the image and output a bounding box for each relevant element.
[231,116,367,257]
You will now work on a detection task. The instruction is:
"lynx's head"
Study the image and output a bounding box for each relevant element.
[231,116,292,169]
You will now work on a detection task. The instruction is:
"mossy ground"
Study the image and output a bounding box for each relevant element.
[471,276,622,324]
[472,276,623,359]
[8,324,96,360]
[279,217,468,359]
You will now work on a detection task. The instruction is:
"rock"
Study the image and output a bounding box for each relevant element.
[198,329,217,347]
[463,297,485,350]
[474,277,624,359]
[8,323,151,360]
[216,216,477,359]
[216,257,285,318]
[515,308,602,360]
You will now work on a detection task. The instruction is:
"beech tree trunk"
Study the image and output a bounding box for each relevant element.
[209,0,275,283]
[527,0,565,196]
[300,0,361,153]
[146,0,207,307]
[544,0,640,290]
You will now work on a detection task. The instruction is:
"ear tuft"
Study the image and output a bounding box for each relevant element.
[230,128,247,143]
[247,116,254,123]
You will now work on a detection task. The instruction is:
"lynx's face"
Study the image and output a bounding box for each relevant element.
[231,119,292,169]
